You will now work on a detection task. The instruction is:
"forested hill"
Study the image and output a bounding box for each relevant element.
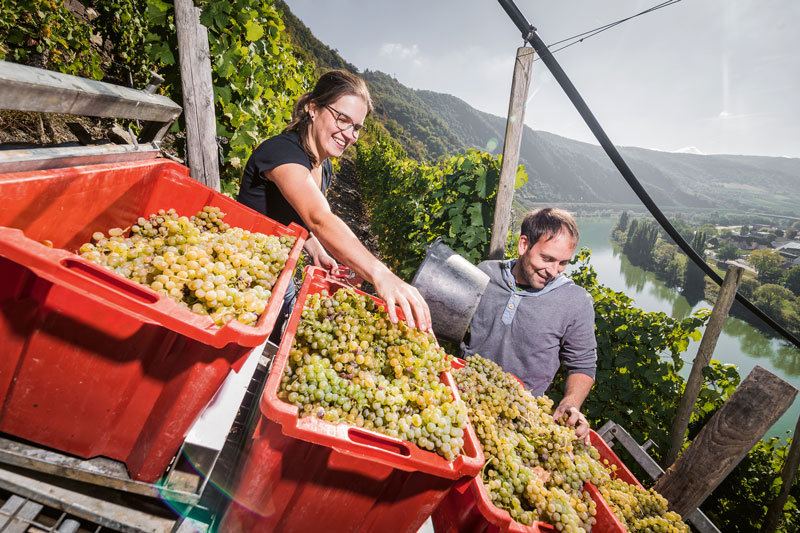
[416,91,800,215]
[279,2,800,215]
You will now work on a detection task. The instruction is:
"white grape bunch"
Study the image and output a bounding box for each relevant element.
[278,287,469,461]
[76,206,296,326]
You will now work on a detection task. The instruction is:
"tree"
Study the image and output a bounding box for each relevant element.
[614,211,630,233]
[717,241,740,262]
[783,266,800,295]
[653,242,685,286]
[749,248,784,284]
[684,230,708,297]
[751,283,794,318]
[738,278,759,299]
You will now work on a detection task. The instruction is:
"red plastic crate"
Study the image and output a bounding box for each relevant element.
[221,266,485,532]
[0,159,306,482]
[432,359,631,532]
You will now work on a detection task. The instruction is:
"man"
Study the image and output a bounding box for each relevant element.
[461,208,597,443]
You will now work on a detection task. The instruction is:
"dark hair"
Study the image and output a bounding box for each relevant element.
[284,69,373,167]
[520,208,579,245]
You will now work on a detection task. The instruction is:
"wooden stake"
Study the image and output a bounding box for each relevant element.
[488,47,534,260]
[653,366,797,517]
[174,0,220,191]
[665,265,744,466]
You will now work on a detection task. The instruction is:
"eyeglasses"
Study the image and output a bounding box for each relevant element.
[324,105,365,137]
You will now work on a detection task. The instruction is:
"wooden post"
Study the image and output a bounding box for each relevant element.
[488,47,534,260]
[174,0,220,191]
[653,366,798,517]
[665,265,744,466]
[762,411,800,532]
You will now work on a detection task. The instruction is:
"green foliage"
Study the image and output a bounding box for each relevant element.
[565,249,707,455]
[717,240,740,262]
[752,283,797,320]
[784,266,800,295]
[614,210,630,233]
[93,0,151,85]
[701,436,799,532]
[684,230,708,298]
[355,127,526,280]
[0,0,104,78]
[623,219,660,268]
[652,242,686,287]
[750,248,784,284]
[144,0,314,186]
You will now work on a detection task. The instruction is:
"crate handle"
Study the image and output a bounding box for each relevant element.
[346,428,411,457]
[62,258,160,304]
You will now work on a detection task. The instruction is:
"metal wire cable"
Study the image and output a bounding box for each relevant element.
[518,0,683,61]
[497,0,800,351]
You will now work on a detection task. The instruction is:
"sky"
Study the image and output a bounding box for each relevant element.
[284,0,799,159]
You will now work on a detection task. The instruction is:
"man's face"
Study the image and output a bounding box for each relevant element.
[513,231,577,289]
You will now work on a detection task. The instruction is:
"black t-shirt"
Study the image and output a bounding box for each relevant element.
[237,130,332,230]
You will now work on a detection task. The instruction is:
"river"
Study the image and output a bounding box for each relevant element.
[571,217,800,440]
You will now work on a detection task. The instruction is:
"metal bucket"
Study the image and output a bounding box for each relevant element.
[411,239,490,343]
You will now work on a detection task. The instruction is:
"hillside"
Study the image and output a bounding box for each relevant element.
[278,2,800,216]
[415,91,800,215]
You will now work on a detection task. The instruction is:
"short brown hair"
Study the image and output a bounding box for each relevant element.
[284,70,373,166]
[520,208,579,245]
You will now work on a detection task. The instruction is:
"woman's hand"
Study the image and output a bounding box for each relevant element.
[303,235,337,271]
[265,164,431,332]
[371,268,432,333]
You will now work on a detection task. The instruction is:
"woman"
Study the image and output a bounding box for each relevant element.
[237,70,430,335]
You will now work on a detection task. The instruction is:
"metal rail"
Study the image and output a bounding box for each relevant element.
[0,60,180,143]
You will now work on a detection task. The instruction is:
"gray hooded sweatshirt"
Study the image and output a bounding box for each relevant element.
[460,259,597,396]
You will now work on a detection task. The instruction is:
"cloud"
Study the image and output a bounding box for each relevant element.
[379,43,423,66]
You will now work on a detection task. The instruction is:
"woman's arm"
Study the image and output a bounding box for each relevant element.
[266,163,431,331]
[304,234,337,270]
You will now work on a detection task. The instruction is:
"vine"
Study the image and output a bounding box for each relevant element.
[144,0,313,186]
[355,127,527,280]
[0,0,104,78]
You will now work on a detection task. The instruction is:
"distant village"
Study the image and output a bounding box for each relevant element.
[711,223,800,271]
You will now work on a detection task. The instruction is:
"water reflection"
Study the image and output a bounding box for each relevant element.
[615,248,696,319]
[617,253,649,293]
[671,297,693,321]
[776,344,800,377]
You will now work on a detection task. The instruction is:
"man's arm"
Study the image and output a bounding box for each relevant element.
[553,289,597,445]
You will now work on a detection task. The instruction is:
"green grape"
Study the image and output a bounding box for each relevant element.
[599,478,690,532]
[453,354,690,533]
[75,206,296,327]
[277,287,468,461]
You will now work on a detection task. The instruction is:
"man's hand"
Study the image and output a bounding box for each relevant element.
[553,404,591,446]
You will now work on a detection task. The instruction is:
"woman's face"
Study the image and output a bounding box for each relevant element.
[309,94,368,161]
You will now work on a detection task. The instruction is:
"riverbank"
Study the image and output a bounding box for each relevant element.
[572,217,800,440]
